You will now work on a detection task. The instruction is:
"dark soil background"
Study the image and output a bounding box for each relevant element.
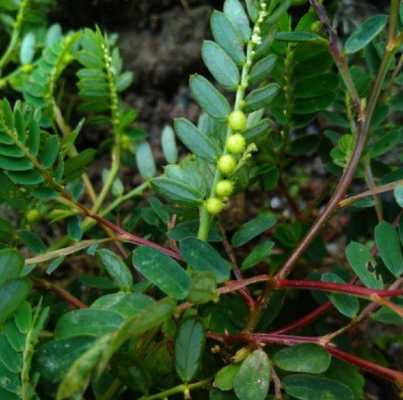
[50,0,388,139]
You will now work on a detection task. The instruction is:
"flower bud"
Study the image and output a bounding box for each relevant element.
[228,111,247,131]
[218,155,237,176]
[216,180,234,198]
[227,134,246,154]
[206,198,224,215]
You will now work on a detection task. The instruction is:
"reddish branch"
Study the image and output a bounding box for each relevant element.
[209,332,403,386]
[219,223,255,308]
[34,279,88,309]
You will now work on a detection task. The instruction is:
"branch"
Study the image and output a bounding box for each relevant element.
[34,279,88,309]
[209,332,403,385]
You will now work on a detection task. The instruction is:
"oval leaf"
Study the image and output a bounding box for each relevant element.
[232,212,276,247]
[97,248,133,291]
[210,11,246,66]
[174,118,220,162]
[136,142,156,179]
[202,41,240,90]
[375,222,403,278]
[175,318,205,382]
[274,344,331,374]
[346,242,383,289]
[345,15,388,54]
[190,74,231,120]
[223,0,251,42]
[132,247,191,300]
[244,83,280,113]
[283,374,354,400]
[180,238,231,283]
[234,349,270,400]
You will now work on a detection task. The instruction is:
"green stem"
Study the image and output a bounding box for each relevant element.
[138,379,211,400]
[0,0,29,74]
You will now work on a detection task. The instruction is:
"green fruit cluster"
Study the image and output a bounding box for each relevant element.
[206,111,249,215]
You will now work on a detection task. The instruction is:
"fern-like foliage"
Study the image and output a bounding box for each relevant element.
[23,32,80,110]
[77,28,133,131]
[0,99,62,186]
[0,301,48,400]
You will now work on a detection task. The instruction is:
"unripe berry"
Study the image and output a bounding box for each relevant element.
[228,111,247,131]
[227,134,246,154]
[216,180,234,198]
[206,198,224,215]
[218,155,237,176]
[26,209,41,223]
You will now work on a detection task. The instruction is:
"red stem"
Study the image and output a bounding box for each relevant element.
[209,332,403,385]
[276,279,403,299]
[269,301,333,335]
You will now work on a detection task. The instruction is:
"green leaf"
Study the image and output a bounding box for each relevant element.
[0,279,31,325]
[372,298,403,325]
[132,247,191,300]
[283,374,354,400]
[232,212,276,247]
[97,249,133,292]
[345,15,388,54]
[190,74,231,120]
[275,31,324,42]
[20,32,36,65]
[241,240,274,270]
[152,177,203,205]
[375,222,403,277]
[174,118,220,162]
[0,248,24,287]
[249,54,277,86]
[346,242,383,289]
[325,359,365,400]
[35,336,96,384]
[180,238,231,283]
[56,334,111,400]
[274,344,331,374]
[161,125,178,164]
[295,73,339,98]
[96,298,175,376]
[214,364,241,391]
[188,272,219,304]
[55,309,124,339]
[210,11,246,66]
[244,83,280,113]
[233,349,270,400]
[322,272,359,318]
[91,292,154,318]
[136,142,156,179]
[64,149,96,181]
[223,0,251,42]
[175,318,205,382]
[202,41,240,90]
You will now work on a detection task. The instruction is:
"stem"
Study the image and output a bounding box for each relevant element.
[49,182,149,251]
[219,223,255,308]
[338,179,403,208]
[34,279,88,309]
[210,332,403,385]
[0,0,29,74]
[138,379,211,400]
[99,379,123,400]
[269,301,333,335]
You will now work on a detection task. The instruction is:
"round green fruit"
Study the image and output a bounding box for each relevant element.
[216,180,234,198]
[228,111,247,131]
[227,134,246,154]
[218,155,237,176]
[26,209,41,223]
[206,198,224,215]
